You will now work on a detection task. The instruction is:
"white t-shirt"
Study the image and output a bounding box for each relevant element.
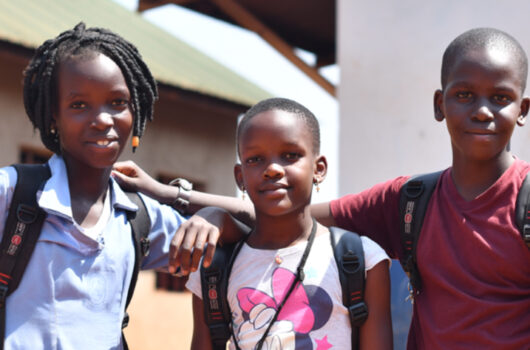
[187,231,389,350]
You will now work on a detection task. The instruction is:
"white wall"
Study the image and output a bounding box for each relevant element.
[338,0,530,194]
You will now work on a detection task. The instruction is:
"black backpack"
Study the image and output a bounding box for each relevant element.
[200,226,368,350]
[399,170,530,297]
[0,163,151,350]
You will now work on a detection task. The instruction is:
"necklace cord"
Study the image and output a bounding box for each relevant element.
[254,217,318,350]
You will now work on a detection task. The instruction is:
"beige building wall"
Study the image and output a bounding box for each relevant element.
[338,0,530,195]
[0,50,45,164]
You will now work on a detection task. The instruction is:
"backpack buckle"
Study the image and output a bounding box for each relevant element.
[341,251,360,274]
[523,224,530,248]
[208,322,231,344]
[16,204,38,224]
[140,237,150,257]
[122,312,130,329]
[348,302,368,327]
[0,284,9,307]
[403,255,422,293]
[404,180,424,199]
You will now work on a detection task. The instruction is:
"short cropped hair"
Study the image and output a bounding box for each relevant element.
[23,22,158,154]
[236,97,320,155]
[441,27,528,91]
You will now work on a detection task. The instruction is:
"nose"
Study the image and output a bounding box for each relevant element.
[472,104,494,122]
[264,161,284,179]
[92,108,114,129]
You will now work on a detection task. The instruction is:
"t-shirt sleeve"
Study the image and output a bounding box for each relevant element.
[361,236,391,275]
[185,269,202,299]
[329,176,409,259]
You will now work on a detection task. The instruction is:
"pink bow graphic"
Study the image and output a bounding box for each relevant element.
[237,267,315,334]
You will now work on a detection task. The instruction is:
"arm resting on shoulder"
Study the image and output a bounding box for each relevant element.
[169,207,250,275]
[191,294,214,350]
[359,260,393,350]
[112,160,255,225]
[310,201,336,227]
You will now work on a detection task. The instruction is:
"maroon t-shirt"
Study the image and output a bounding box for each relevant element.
[331,159,530,349]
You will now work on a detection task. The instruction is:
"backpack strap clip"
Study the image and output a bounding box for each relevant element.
[121,312,130,329]
[16,204,39,224]
[208,323,232,348]
[341,250,360,273]
[403,180,424,198]
[0,285,8,308]
[523,223,530,248]
[140,236,150,257]
[348,301,368,328]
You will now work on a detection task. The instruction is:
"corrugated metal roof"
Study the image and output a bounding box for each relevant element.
[0,0,271,106]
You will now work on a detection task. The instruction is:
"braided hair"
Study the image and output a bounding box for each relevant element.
[23,22,158,154]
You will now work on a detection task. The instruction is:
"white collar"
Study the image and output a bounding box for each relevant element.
[37,154,141,221]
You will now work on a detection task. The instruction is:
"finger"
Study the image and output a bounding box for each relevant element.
[190,229,209,272]
[113,160,137,177]
[177,224,200,275]
[202,227,220,268]
[169,226,186,274]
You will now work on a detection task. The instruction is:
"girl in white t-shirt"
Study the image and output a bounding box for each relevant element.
[184,98,393,350]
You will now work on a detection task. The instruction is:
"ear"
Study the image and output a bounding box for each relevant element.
[433,89,445,122]
[517,96,530,126]
[313,155,328,185]
[234,164,245,191]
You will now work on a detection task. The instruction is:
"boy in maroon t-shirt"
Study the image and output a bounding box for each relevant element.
[316,28,530,349]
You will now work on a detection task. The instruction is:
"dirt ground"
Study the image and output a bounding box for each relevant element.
[123,271,194,349]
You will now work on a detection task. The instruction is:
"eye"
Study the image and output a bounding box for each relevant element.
[245,156,261,164]
[111,98,129,108]
[284,152,301,161]
[455,91,472,100]
[492,94,512,104]
[69,101,87,109]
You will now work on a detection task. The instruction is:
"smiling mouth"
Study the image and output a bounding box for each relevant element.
[96,140,111,146]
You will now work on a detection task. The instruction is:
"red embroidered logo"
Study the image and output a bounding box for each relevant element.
[208,289,218,300]
[11,235,22,245]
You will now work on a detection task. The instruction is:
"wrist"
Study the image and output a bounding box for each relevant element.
[169,178,193,214]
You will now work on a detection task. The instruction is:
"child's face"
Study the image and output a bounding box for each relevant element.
[434,47,529,163]
[54,53,133,170]
[235,110,326,217]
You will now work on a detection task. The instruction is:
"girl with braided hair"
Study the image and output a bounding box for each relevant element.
[0,22,189,349]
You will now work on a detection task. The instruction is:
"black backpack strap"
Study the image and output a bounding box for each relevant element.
[200,241,241,350]
[0,164,50,350]
[399,171,442,297]
[515,172,530,248]
[329,226,366,350]
[121,191,151,349]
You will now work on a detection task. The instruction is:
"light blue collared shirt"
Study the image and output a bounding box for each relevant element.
[0,155,185,349]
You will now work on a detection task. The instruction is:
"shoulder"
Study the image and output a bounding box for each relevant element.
[513,158,530,179]
[136,191,187,225]
[332,175,410,205]
[360,235,390,272]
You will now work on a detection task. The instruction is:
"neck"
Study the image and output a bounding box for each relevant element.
[62,157,111,226]
[451,152,514,200]
[249,209,314,249]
